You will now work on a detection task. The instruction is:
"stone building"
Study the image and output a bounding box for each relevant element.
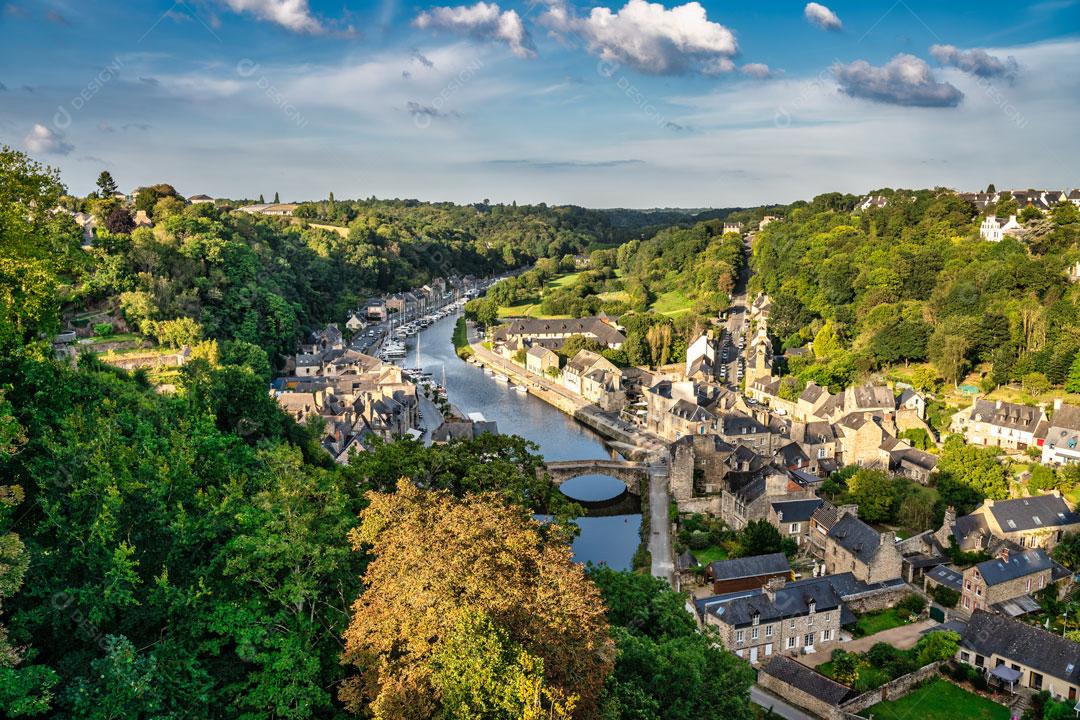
[959,548,1053,615]
[822,513,903,584]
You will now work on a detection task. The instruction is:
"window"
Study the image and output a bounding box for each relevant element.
[735,630,744,645]
[808,601,816,614]
[963,596,970,609]
[752,614,760,626]
[1040,575,1046,589]
[821,629,832,642]
[786,637,796,649]
[764,643,773,656]
[736,649,744,658]
[790,523,800,534]
[808,613,814,626]
[960,652,971,663]
[824,612,831,623]
[975,655,985,668]
[804,633,815,648]
[765,624,773,638]
[751,627,759,641]
[789,619,796,630]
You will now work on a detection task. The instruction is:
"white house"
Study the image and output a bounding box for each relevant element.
[979,214,1023,242]
[685,332,716,378]
[1042,400,1080,466]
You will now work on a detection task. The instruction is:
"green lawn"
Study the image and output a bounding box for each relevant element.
[495,271,582,318]
[79,332,142,346]
[861,678,1009,720]
[853,608,910,637]
[693,545,729,565]
[546,271,583,290]
[650,289,693,316]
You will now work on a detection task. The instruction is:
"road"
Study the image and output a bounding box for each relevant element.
[648,461,674,585]
[718,234,753,389]
[750,685,817,720]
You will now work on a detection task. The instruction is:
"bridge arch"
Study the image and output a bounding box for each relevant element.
[541,459,651,517]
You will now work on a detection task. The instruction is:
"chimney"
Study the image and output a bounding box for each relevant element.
[1055,398,1063,411]
[763,575,786,602]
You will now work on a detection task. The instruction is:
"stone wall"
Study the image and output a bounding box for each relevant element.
[842,583,912,613]
[838,662,945,715]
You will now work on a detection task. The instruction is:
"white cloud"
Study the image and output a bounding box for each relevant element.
[24,123,74,155]
[804,2,841,30]
[930,44,1018,79]
[740,63,772,79]
[221,0,322,33]
[833,54,963,107]
[542,0,738,75]
[414,2,534,58]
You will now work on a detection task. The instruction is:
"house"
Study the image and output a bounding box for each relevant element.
[644,379,721,440]
[808,501,858,556]
[795,382,833,421]
[696,575,843,664]
[563,349,624,411]
[951,398,1047,451]
[1042,400,1080,465]
[979,214,1024,242]
[722,221,741,234]
[345,313,366,332]
[188,194,214,204]
[758,216,779,231]
[945,492,1080,552]
[364,298,388,322]
[749,293,771,321]
[744,325,774,388]
[958,611,1080,701]
[789,420,838,473]
[239,202,299,216]
[769,498,824,547]
[525,345,559,375]
[856,195,888,211]
[717,412,776,452]
[834,413,892,466]
[748,376,781,405]
[431,416,498,443]
[1069,189,1080,208]
[704,552,791,594]
[888,445,939,484]
[503,316,626,350]
[133,209,152,228]
[685,332,718,379]
[958,547,1053,615]
[822,513,903,584]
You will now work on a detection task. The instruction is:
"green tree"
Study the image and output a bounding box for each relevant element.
[937,436,1009,502]
[736,520,795,558]
[846,468,896,523]
[95,170,118,197]
[830,651,861,686]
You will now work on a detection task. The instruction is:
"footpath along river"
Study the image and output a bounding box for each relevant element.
[399,311,642,570]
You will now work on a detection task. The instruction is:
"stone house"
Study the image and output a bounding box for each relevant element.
[834,413,893,466]
[979,214,1024,242]
[504,315,626,350]
[788,420,839,474]
[808,501,859,556]
[704,552,791,594]
[943,492,1080,552]
[958,611,1080,701]
[758,656,853,718]
[717,412,776,452]
[822,513,903,584]
[795,382,833,421]
[563,349,624,411]
[951,398,1047,451]
[958,548,1053,615]
[769,498,824,548]
[696,575,843,664]
[525,345,559,375]
[748,375,781,405]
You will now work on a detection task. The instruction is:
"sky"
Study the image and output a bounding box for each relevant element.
[0,0,1077,207]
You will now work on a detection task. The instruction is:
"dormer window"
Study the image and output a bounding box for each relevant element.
[808,600,816,614]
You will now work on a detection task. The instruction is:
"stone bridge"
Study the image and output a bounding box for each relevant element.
[541,459,651,517]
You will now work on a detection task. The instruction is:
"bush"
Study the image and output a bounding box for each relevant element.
[93,322,114,336]
[929,585,960,608]
[897,593,928,617]
[687,530,712,550]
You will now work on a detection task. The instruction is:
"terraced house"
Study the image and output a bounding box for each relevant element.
[951,398,1047,451]
[958,548,1054,615]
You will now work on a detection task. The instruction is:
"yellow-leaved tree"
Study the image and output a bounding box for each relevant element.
[340,480,615,719]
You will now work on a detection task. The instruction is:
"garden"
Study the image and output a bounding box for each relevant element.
[820,623,951,693]
[860,677,1009,720]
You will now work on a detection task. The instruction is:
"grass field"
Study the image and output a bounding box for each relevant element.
[853,608,910,637]
[692,545,730,565]
[496,271,582,318]
[861,678,1009,720]
[650,289,693,316]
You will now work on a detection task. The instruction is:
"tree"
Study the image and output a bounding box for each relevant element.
[911,366,942,394]
[846,468,896,523]
[148,316,202,347]
[937,436,1009,503]
[95,170,118,197]
[913,630,960,667]
[736,519,795,558]
[273,191,280,203]
[930,332,971,386]
[830,651,861,686]
[1022,371,1050,396]
[258,193,265,203]
[1052,532,1080,570]
[590,568,755,720]
[813,320,842,359]
[103,205,134,234]
[339,481,614,717]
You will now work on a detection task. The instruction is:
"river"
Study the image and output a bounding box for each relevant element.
[400,311,642,570]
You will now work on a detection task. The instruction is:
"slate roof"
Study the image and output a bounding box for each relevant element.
[961,611,1080,684]
[827,514,883,564]
[708,552,791,582]
[953,512,990,546]
[721,413,768,436]
[760,655,854,705]
[505,316,626,347]
[701,576,843,627]
[970,399,1044,433]
[850,383,894,410]
[987,494,1080,533]
[926,564,963,591]
[772,498,824,523]
[799,382,828,404]
[670,398,715,423]
[1045,404,1080,450]
[973,549,1052,587]
[810,501,847,532]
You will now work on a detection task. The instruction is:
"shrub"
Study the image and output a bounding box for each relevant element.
[897,593,928,617]
[687,530,711,550]
[93,322,114,336]
[929,585,960,608]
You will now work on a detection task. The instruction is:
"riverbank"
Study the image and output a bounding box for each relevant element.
[452,317,472,360]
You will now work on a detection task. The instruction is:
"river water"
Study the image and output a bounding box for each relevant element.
[401,312,642,570]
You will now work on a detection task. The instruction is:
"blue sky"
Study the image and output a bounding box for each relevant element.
[1,0,1077,207]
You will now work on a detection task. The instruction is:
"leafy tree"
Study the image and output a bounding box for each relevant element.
[273,191,280,203]
[913,630,960,667]
[1052,532,1080,570]
[830,651,861,686]
[339,481,614,717]
[911,366,942,394]
[1022,372,1051,396]
[846,468,896,523]
[736,519,796,558]
[103,205,134,234]
[147,316,202,348]
[95,170,118,197]
[937,436,1009,503]
[929,585,960,608]
[590,568,755,720]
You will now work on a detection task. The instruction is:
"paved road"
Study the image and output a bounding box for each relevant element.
[648,462,674,585]
[750,685,817,720]
[718,234,752,388]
